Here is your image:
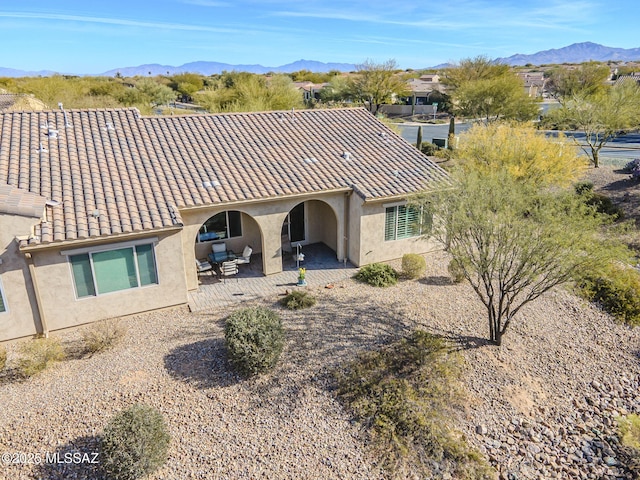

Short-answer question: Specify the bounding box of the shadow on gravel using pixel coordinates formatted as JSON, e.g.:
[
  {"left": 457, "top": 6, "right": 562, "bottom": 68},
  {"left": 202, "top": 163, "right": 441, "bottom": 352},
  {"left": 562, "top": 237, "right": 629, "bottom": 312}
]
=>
[
  {"left": 437, "top": 332, "right": 492, "bottom": 351},
  {"left": 164, "top": 338, "right": 242, "bottom": 389},
  {"left": 33, "top": 435, "right": 104, "bottom": 480},
  {"left": 420, "top": 276, "right": 453, "bottom": 286},
  {"left": 242, "top": 295, "right": 416, "bottom": 412},
  {"left": 600, "top": 178, "right": 635, "bottom": 192}
]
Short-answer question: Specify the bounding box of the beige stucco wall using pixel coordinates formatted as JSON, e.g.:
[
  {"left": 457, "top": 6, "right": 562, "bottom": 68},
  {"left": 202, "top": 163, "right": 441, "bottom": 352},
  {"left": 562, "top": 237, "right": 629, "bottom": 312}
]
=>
[
  {"left": 307, "top": 200, "right": 338, "bottom": 252},
  {"left": 180, "top": 192, "right": 347, "bottom": 290},
  {"left": 30, "top": 230, "right": 187, "bottom": 332},
  {"left": 0, "top": 213, "right": 43, "bottom": 341},
  {"left": 349, "top": 196, "right": 441, "bottom": 266}
]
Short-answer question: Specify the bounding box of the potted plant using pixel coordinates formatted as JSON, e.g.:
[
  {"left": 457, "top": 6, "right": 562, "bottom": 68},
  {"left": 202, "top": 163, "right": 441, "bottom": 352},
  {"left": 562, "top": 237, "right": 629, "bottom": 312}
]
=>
[{"left": 297, "top": 267, "right": 307, "bottom": 286}]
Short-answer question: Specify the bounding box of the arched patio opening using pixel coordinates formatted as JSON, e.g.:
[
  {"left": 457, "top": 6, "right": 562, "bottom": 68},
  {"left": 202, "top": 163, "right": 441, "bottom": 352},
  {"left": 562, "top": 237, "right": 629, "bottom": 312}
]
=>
[
  {"left": 194, "top": 210, "right": 264, "bottom": 274},
  {"left": 280, "top": 200, "right": 339, "bottom": 270}
]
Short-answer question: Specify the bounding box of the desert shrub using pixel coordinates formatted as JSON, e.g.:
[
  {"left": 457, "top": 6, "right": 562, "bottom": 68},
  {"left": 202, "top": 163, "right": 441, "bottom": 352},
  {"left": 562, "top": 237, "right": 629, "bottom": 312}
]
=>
[
  {"left": 420, "top": 142, "right": 440, "bottom": 156},
  {"left": 578, "top": 264, "right": 640, "bottom": 326},
  {"left": 279, "top": 290, "right": 316, "bottom": 310},
  {"left": 448, "top": 259, "right": 466, "bottom": 284},
  {"left": 575, "top": 182, "right": 624, "bottom": 219},
  {"left": 101, "top": 404, "right": 171, "bottom": 480},
  {"left": 356, "top": 263, "right": 398, "bottom": 287},
  {"left": 0, "top": 344, "right": 6, "bottom": 371},
  {"left": 81, "top": 319, "right": 127, "bottom": 354},
  {"left": 617, "top": 414, "right": 640, "bottom": 476},
  {"left": 402, "top": 253, "right": 426, "bottom": 279},
  {"left": 16, "top": 336, "right": 65, "bottom": 377},
  {"left": 574, "top": 181, "right": 594, "bottom": 195},
  {"left": 335, "top": 330, "right": 494, "bottom": 479},
  {"left": 623, "top": 158, "right": 640, "bottom": 174},
  {"left": 225, "top": 307, "right": 284, "bottom": 376}
]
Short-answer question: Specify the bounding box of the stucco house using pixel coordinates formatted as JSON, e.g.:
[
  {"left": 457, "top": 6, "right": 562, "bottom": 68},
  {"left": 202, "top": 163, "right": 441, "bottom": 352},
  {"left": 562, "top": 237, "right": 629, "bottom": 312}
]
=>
[{"left": 0, "top": 107, "right": 449, "bottom": 341}]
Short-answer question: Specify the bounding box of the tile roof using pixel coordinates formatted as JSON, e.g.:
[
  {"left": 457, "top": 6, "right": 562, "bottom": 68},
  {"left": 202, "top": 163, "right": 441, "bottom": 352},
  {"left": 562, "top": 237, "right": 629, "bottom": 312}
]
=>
[
  {"left": 0, "top": 183, "right": 47, "bottom": 218},
  {"left": 0, "top": 107, "right": 449, "bottom": 247}
]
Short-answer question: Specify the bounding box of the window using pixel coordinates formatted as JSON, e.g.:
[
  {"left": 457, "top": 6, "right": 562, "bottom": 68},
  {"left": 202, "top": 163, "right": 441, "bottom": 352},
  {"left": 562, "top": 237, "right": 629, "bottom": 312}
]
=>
[
  {"left": 69, "top": 243, "right": 158, "bottom": 298},
  {"left": 384, "top": 204, "right": 431, "bottom": 241},
  {"left": 198, "top": 211, "right": 242, "bottom": 242},
  {"left": 0, "top": 277, "right": 7, "bottom": 313}
]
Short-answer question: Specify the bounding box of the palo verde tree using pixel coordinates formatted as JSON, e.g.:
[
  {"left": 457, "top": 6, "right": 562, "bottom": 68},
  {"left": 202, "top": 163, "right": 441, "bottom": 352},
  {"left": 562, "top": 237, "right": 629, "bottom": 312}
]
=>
[
  {"left": 543, "top": 80, "right": 640, "bottom": 167},
  {"left": 455, "top": 122, "right": 588, "bottom": 187},
  {"left": 347, "top": 59, "right": 409, "bottom": 114},
  {"left": 443, "top": 56, "right": 539, "bottom": 123}
]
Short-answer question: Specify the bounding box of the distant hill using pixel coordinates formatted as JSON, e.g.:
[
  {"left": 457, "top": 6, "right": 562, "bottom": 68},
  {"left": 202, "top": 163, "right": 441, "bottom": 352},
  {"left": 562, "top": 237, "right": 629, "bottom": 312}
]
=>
[
  {"left": 101, "top": 59, "right": 356, "bottom": 76},
  {"left": 496, "top": 42, "right": 640, "bottom": 66},
  {"left": 0, "top": 60, "right": 357, "bottom": 78}
]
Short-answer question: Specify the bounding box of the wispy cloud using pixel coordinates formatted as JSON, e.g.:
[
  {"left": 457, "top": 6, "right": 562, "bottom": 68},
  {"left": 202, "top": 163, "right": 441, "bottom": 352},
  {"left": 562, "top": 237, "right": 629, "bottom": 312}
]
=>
[
  {"left": 273, "top": 0, "right": 601, "bottom": 32},
  {"left": 0, "top": 11, "right": 242, "bottom": 33}
]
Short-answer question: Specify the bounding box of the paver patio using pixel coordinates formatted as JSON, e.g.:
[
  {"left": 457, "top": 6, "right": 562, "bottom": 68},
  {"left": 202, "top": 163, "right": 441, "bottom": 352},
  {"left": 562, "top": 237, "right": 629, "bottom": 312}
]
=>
[{"left": 188, "top": 243, "right": 358, "bottom": 311}]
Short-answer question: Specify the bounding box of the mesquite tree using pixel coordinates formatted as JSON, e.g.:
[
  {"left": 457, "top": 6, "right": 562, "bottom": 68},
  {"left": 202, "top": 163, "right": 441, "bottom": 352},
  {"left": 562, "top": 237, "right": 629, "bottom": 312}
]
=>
[{"left": 415, "top": 169, "right": 621, "bottom": 346}]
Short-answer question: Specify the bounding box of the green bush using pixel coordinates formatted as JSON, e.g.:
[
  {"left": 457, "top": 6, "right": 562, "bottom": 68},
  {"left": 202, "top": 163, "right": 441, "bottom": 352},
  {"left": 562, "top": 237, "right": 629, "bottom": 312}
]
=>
[
  {"left": 578, "top": 264, "right": 640, "bottom": 326},
  {"left": 356, "top": 263, "right": 398, "bottom": 287},
  {"left": 225, "top": 307, "right": 284, "bottom": 376},
  {"left": 0, "top": 344, "right": 6, "bottom": 371},
  {"left": 575, "top": 182, "right": 624, "bottom": 219},
  {"left": 279, "top": 290, "right": 317, "bottom": 310},
  {"left": 448, "top": 259, "right": 466, "bottom": 284},
  {"left": 102, "top": 404, "right": 171, "bottom": 480},
  {"left": 402, "top": 253, "right": 426, "bottom": 279},
  {"left": 16, "top": 337, "right": 65, "bottom": 377},
  {"left": 335, "top": 331, "right": 493, "bottom": 479},
  {"left": 420, "top": 142, "right": 440, "bottom": 156},
  {"left": 82, "top": 319, "right": 127, "bottom": 354}
]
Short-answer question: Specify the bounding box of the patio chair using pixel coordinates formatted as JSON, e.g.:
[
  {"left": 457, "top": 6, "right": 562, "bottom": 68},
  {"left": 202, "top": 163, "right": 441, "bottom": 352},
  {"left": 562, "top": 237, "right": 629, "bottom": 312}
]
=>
[
  {"left": 195, "top": 258, "right": 214, "bottom": 276},
  {"left": 211, "top": 242, "right": 229, "bottom": 263},
  {"left": 219, "top": 259, "right": 239, "bottom": 283},
  {"left": 236, "top": 245, "right": 252, "bottom": 265}
]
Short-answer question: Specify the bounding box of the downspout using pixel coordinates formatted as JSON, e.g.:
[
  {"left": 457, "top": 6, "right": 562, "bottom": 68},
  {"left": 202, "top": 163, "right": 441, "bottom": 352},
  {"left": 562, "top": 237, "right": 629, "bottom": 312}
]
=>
[
  {"left": 25, "top": 253, "right": 49, "bottom": 337},
  {"left": 343, "top": 190, "right": 353, "bottom": 265}
]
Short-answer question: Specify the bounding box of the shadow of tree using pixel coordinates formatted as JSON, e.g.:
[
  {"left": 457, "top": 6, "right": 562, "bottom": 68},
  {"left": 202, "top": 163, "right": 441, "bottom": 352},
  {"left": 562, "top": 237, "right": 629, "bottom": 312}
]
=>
[
  {"left": 420, "top": 275, "right": 454, "bottom": 286},
  {"left": 436, "top": 332, "right": 493, "bottom": 351},
  {"left": 164, "top": 338, "right": 242, "bottom": 389},
  {"left": 33, "top": 435, "right": 104, "bottom": 480},
  {"left": 241, "top": 295, "right": 417, "bottom": 412}
]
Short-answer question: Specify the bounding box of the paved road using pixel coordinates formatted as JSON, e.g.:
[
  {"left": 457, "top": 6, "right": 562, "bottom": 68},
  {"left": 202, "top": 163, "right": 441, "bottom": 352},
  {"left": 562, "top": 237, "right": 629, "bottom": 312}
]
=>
[{"left": 396, "top": 123, "right": 640, "bottom": 164}]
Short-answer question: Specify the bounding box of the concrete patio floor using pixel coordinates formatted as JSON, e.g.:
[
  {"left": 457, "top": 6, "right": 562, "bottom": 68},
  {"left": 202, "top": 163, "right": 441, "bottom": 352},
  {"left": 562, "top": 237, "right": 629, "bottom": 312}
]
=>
[{"left": 188, "top": 243, "right": 358, "bottom": 311}]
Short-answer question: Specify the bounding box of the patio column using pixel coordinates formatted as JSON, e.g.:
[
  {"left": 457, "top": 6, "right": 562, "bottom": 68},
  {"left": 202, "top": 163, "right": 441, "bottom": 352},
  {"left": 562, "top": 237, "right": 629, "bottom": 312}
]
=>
[{"left": 254, "top": 212, "right": 288, "bottom": 275}]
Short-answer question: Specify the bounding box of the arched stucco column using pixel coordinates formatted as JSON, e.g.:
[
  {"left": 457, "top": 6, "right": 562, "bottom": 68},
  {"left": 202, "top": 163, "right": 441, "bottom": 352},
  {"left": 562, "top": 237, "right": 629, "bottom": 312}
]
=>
[{"left": 253, "top": 211, "right": 289, "bottom": 275}]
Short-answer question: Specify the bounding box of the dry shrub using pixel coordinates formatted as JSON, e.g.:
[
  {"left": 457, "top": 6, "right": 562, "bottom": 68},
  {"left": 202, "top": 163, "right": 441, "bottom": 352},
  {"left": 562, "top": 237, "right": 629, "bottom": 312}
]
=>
[{"left": 82, "top": 319, "right": 127, "bottom": 354}]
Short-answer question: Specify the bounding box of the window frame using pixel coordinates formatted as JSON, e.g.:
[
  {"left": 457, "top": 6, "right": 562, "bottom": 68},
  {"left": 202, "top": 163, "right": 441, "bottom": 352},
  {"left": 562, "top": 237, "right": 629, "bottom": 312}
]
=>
[
  {"left": 63, "top": 238, "right": 159, "bottom": 300},
  {"left": 384, "top": 202, "right": 430, "bottom": 242},
  {"left": 197, "top": 211, "right": 243, "bottom": 243},
  {"left": 0, "top": 276, "right": 7, "bottom": 314}
]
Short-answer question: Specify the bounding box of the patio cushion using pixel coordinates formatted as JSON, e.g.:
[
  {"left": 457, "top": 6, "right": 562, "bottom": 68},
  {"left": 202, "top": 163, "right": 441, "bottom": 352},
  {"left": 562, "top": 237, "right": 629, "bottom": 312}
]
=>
[{"left": 211, "top": 242, "right": 228, "bottom": 262}]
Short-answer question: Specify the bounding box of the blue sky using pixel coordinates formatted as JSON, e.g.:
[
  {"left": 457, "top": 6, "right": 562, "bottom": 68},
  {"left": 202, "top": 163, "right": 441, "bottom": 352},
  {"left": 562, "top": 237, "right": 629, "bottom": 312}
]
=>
[{"left": 0, "top": 0, "right": 637, "bottom": 74}]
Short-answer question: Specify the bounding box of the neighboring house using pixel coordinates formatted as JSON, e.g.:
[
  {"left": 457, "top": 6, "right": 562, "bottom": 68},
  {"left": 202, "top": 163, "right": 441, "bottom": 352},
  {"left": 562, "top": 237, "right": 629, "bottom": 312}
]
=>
[
  {"left": 516, "top": 72, "right": 546, "bottom": 97},
  {"left": 293, "top": 81, "right": 327, "bottom": 102},
  {"left": 0, "top": 107, "right": 449, "bottom": 341},
  {"left": 382, "top": 75, "right": 444, "bottom": 117}
]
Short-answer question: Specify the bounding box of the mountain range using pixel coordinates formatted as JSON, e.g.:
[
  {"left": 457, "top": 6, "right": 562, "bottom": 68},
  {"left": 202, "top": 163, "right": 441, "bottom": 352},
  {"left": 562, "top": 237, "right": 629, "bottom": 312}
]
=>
[
  {"left": 495, "top": 42, "right": 640, "bottom": 66},
  {"left": 2, "top": 43, "right": 640, "bottom": 77}
]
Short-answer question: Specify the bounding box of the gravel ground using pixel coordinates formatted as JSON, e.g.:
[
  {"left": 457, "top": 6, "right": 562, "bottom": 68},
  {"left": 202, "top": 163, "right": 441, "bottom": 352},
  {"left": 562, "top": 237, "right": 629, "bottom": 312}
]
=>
[
  {"left": 1, "top": 248, "right": 639, "bottom": 479},
  {"left": 2, "top": 163, "right": 640, "bottom": 480}
]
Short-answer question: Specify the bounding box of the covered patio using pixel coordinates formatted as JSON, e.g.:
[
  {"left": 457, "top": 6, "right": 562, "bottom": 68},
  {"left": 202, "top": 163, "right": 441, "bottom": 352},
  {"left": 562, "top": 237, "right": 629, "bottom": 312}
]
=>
[{"left": 188, "top": 243, "right": 357, "bottom": 311}]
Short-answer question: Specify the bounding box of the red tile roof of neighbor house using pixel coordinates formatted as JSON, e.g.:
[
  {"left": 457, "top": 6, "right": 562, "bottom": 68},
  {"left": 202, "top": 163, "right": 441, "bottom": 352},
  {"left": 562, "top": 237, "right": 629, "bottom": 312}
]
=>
[{"left": 0, "top": 107, "right": 450, "bottom": 247}]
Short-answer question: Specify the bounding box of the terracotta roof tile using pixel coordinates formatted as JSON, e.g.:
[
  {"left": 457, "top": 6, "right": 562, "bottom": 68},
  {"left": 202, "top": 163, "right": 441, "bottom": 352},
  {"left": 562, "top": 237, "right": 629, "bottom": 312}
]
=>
[{"left": 0, "top": 107, "right": 449, "bottom": 246}]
